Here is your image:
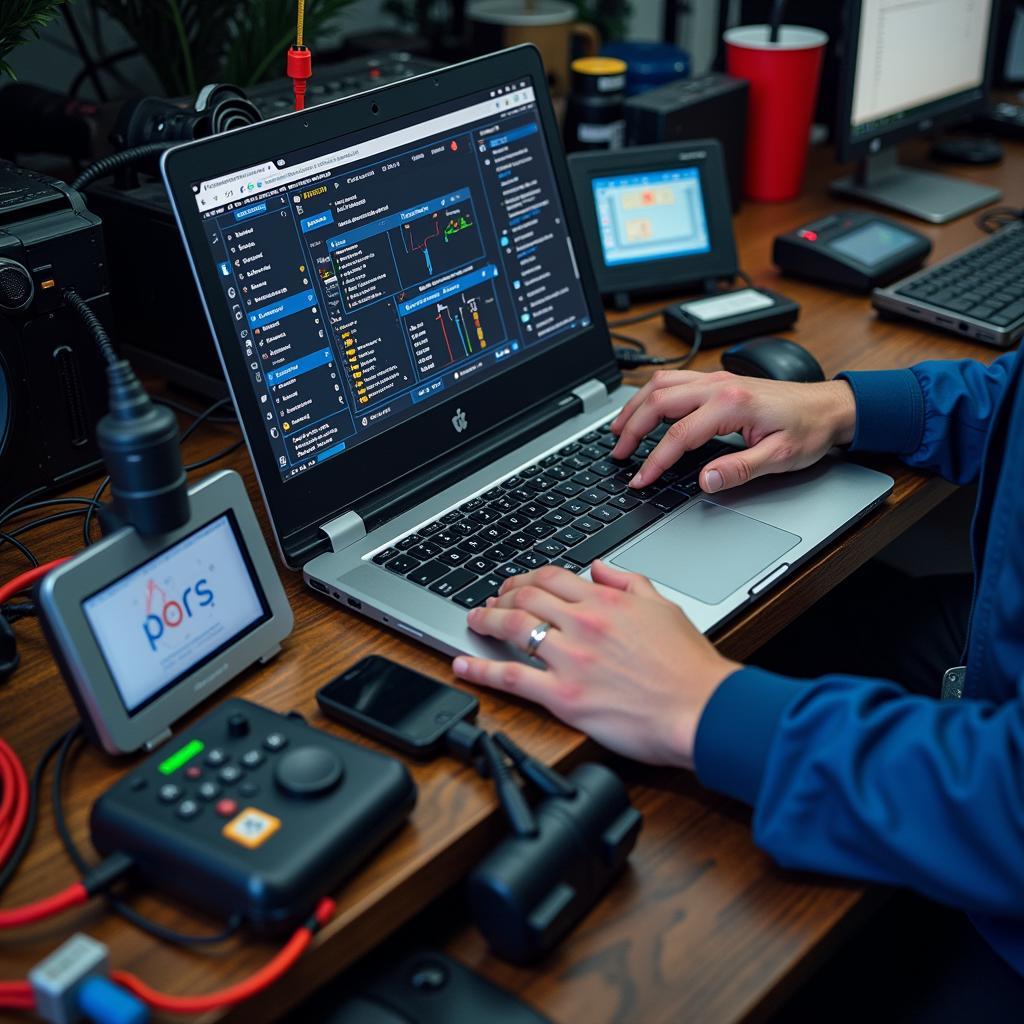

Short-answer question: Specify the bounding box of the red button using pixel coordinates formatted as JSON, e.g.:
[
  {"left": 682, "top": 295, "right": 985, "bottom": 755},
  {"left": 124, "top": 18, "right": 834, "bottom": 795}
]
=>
[
  {"left": 216, "top": 798, "right": 238, "bottom": 818},
  {"left": 185, "top": 766, "right": 202, "bottom": 780}
]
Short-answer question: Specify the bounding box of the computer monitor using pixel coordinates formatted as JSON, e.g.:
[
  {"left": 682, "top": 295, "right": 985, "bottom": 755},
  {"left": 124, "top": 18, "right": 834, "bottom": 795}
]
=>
[{"left": 832, "top": 0, "right": 1003, "bottom": 223}]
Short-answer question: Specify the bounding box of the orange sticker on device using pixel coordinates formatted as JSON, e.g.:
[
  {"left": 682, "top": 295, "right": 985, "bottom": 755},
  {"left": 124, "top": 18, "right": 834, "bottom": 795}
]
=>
[{"left": 222, "top": 807, "right": 281, "bottom": 849}]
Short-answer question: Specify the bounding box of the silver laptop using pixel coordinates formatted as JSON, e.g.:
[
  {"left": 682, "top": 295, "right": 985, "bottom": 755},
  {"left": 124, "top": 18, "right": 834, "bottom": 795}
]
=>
[{"left": 163, "top": 46, "right": 893, "bottom": 660}]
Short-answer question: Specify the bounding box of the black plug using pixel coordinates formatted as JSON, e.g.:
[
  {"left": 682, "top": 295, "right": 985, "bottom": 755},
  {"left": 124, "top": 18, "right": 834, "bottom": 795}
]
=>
[
  {"left": 493, "top": 732, "right": 577, "bottom": 799},
  {"left": 479, "top": 734, "right": 538, "bottom": 838},
  {"left": 64, "top": 289, "right": 189, "bottom": 536},
  {"left": 97, "top": 359, "right": 189, "bottom": 535}
]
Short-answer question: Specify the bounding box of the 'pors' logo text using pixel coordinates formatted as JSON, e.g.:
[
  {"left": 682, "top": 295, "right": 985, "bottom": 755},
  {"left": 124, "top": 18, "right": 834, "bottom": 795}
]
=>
[{"left": 142, "top": 578, "right": 214, "bottom": 652}]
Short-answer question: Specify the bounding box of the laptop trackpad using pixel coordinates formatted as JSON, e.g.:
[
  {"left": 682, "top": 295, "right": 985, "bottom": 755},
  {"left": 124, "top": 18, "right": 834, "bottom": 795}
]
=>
[{"left": 610, "top": 501, "right": 801, "bottom": 605}]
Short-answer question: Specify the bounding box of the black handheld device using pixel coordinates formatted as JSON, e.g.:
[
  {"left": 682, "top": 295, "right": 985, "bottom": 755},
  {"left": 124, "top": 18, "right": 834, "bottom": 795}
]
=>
[
  {"left": 317, "top": 656, "right": 479, "bottom": 758},
  {"left": 773, "top": 211, "right": 932, "bottom": 292},
  {"left": 90, "top": 698, "right": 416, "bottom": 934}
]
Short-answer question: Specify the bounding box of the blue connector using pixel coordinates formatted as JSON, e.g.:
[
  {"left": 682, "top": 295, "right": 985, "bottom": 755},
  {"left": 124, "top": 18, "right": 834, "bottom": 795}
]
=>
[{"left": 77, "top": 977, "right": 149, "bottom": 1024}]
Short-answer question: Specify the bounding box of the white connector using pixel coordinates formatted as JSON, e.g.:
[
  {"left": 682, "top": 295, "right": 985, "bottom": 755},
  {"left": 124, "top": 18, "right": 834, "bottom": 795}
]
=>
[{"left": 29, "top": 933, "right": 109, "bottom": 1024}]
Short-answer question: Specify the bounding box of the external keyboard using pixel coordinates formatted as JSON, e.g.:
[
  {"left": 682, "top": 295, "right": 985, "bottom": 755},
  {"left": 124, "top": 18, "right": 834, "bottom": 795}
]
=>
[
  {"left": 893, "top": 221, "right": 1024, "bottom": 327},
  {"left": 368, "top": 421, "right": 731, "bottom": 608}
]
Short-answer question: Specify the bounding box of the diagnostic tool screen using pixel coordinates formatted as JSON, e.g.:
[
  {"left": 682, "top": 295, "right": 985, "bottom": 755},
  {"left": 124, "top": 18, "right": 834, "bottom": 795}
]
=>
[
  {"left": 192, "top": 77, "right": 592, "bottom": 482},
  {"left": 830, "top": 222, "right": 919, "bottom": 267},
  {"left": 82, "top": 514, "right": 270, "bottom": 715},
  {"left": 591, "top": 166, "right": 711, "bottom": 268}
]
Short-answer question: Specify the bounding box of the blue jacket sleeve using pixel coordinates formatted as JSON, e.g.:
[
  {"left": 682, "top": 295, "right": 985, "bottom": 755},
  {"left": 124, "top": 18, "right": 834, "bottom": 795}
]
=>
[
  {"left": 695, "top": 667, "right": 1024, "bottom": 919},
  {"left": 838, "top": 353, "right": 1017, "bottom": 484}
]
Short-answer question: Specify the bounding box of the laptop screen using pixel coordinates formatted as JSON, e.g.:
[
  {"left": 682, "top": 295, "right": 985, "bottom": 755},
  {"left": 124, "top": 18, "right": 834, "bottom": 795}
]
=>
[{"left": 192, "top": 78, "right": 592, "bottom": 484}]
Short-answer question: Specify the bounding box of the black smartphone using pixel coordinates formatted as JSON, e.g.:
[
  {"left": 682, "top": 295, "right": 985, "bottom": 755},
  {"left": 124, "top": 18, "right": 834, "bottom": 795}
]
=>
[{"left": 316, "top": 655, "right": 478, "bottom": 758}]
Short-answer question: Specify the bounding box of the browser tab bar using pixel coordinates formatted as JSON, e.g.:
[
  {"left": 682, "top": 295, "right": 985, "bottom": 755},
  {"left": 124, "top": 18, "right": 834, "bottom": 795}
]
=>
[{"left": 194, "top": 87, "right": 536, "bottom": 211}]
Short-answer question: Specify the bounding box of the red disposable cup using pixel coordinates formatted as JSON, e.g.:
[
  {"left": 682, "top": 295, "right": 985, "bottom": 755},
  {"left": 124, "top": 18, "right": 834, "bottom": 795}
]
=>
[{"left": 724, "top": 24, "right": 828, "bottom": 202}]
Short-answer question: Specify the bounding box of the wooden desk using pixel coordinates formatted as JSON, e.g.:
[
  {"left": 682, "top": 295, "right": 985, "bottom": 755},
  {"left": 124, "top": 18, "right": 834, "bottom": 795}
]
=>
[{"left": 1, "top": 139, "right": 1018, "bottom": 1024}]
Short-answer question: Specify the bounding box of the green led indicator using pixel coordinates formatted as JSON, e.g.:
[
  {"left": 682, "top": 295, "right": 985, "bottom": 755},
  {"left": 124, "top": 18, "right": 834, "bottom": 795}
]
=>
[{"left": 158, "top": 739, "right": 205, "bottom": 776}]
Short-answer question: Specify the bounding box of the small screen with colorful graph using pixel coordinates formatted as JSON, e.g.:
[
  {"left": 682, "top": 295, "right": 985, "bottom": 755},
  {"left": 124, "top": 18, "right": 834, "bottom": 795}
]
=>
[{"left": 591, "top": 167, "right": 711, "bottom": 267}]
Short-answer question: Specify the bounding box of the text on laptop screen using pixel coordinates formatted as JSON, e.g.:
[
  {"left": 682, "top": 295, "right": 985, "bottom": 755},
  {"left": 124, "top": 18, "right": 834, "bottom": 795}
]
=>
[
  {"left": 591, "top": 167, "right": 711, "bottom": 268},
  {"left": 194, "top": 80, "right": 592, "bottom": 482}
]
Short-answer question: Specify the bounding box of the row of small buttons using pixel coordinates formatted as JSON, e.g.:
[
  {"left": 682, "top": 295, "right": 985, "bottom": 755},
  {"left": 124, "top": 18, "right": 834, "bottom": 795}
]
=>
[{"left": 148, "top": 732, "right": 288, "bottom": 820}]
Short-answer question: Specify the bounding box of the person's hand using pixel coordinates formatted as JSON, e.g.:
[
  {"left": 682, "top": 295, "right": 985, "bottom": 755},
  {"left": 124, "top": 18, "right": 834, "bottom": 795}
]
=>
[
  {"left": 610, "top": 370, "right": 857, "bottom": 493},
  {"left": 452, "top": 561, "right": 739, "bottom": 768}
]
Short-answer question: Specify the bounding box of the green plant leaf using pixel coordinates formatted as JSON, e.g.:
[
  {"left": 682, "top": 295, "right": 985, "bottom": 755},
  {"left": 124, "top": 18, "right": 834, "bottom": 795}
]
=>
[{"left": 0, "top": 0, "right": 69, "bottom": 78}]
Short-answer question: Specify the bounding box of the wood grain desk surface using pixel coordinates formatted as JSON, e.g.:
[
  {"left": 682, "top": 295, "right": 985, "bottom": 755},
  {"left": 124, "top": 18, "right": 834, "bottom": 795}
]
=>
[{"left": 0, "top": 140, "right": 1017, "bottom": 1024}]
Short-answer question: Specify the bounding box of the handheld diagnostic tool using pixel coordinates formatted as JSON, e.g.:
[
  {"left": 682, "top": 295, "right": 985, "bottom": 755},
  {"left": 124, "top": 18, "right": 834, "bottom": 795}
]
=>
[
  {"left": 90, "top": 698, "right": 416, "bottom": 933},
  {"left": 38, "top": 470, "right": 293, "bottom": 754},
  {"left": 773, "top": 211, "right": 932, "bottom": 292},
  {"left": 567, "top": 139, "right": 738, "bottom": 309}
]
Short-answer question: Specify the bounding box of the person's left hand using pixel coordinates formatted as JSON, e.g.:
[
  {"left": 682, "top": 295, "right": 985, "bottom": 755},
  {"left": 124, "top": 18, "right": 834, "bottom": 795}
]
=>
[{"left": 452, "top": 561, "right": 739, "bottom": 768}]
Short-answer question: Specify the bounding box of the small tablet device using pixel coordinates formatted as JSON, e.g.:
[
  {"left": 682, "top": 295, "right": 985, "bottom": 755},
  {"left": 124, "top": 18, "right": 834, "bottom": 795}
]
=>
[
  {"left": 567, "top": 139, "right": 738, "bottom": 308},
  {"left": 773, "top": 211, "right": 932, "bottom": 292},
  {"left": 38, "top": 470, "right": 293, "bottom": 755}
]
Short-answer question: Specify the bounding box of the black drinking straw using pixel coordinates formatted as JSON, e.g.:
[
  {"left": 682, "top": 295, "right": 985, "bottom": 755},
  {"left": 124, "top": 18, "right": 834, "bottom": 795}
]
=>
[{"left": 769, "top": 0, "right": 786, "bottom": 42}]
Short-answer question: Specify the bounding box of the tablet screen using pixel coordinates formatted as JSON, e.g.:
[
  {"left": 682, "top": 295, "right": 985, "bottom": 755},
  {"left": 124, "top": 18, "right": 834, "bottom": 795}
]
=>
[
  {"left": 591, "top": 166, "right": 712, "bottom": 267},
  {"left": 82, "top": 513, "right": 270, "bottom": 715}
]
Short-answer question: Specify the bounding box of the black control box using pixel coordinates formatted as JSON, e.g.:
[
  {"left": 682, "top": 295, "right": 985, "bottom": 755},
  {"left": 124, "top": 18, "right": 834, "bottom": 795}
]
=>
[
  {"left": 91, "top": 698, "right": 417, "bottom": 934},
  {"left": 0, "top": 160, "right": 110, "bottom": 510},
  {"left": 624, "top": 73, "right": 748, "bottom": 211}
]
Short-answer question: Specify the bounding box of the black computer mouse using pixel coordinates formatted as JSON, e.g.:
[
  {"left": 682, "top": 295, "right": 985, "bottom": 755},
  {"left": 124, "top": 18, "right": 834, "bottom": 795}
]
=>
[
  {"left": 721, "top": 337, "right": 825, "bottom": 383},
  {"left": 929, "top": 136, "right": 1003, "bottom": 166}
]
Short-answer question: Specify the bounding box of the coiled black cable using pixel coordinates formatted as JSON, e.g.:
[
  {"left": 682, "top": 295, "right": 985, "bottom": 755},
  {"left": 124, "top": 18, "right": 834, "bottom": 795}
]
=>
[
  {"left": 63, "top": 289, "right": 117, "bottom": 366},
  {"left": 69, "top": 142, "right": 173, "bottom": 192}
]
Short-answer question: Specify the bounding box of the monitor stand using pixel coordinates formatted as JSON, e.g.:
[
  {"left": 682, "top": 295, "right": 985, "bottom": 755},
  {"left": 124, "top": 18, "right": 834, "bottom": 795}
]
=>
[{"left": 830, "top": 148, "right": 1002, "bottom": 225}]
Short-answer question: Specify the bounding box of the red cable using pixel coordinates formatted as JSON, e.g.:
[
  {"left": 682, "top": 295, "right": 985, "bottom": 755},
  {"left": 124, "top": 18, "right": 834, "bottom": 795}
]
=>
[
  {"left": 0, "top": 882, "right": 88, "bottom": 929},
  {"left": 0, "top": 561, "right": 68, "bottom": 874},
  {"left": 111, "top": 897, "right": 335, "bottom": 1014},
  {"left": 0, "top": 558, "right": 69, "bottom": 606},
  {"left": 0, "top": 980, "right": 33, "bottom": 1010},
  {"left": 0, "top": 994, "right": 34, "bottom": 1011},
  {"left": 0, "top": 740, "right": 29, "bottom": 868}
]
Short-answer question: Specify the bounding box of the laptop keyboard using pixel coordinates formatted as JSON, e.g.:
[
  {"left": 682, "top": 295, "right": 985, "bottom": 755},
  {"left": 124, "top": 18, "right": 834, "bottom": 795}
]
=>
[
  {"left": 368, "top": 421, "right": 732, "bottom": 608},
  {"left": 894, "top": 221, "right": 1024, "bottom": 327}
]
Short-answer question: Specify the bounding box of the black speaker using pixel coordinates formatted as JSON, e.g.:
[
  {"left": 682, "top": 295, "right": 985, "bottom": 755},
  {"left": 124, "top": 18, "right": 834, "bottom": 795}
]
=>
[{"left": 0, "top": 162, "right": 109, "bottom": 513}]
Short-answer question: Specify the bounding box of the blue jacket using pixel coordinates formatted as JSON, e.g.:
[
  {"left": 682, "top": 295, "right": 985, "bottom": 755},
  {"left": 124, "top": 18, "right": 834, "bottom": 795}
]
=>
[{"left": 694, "top": 350, "right": 1024, "bottom": 972}]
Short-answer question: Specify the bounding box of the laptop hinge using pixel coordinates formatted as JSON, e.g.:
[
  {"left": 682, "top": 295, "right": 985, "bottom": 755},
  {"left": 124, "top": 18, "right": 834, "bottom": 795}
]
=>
[
  {"left": 319, "top": 510, "right": 367, "bottom": 554},
  {"left": 572, "top": 378, "right": 608, "bottom": 414}
]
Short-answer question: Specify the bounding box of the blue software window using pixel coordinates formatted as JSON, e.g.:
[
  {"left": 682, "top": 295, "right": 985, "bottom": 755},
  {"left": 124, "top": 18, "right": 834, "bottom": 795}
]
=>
[{"left": 592, "top": 167, "right": 711, "bottom": 267}]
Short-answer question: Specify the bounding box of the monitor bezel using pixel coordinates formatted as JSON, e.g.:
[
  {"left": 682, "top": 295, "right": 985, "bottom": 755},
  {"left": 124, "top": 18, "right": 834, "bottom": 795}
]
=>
[
  {"left": 162, "top": 46, "right": 615, "bottom": 567},
  {"left": 836, "top": 0, "right": 1001, "bottom": 163}
]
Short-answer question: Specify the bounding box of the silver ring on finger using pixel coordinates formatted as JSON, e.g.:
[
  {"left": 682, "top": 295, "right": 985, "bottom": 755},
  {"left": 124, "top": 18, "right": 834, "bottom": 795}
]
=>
[{"left": 526, "top": 621, "right": 552, "bottom": 659}]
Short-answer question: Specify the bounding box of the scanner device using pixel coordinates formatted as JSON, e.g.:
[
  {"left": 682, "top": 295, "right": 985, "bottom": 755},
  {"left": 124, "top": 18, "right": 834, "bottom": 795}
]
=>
[
  {"left": 90, "top": 698, "right": 416, "bottom": 934},
  {"left": 773, "top": 211, "right": 931, "bottom": 292},
  {"left": 38, "top": 470, "right": 294, "bottom": 755}
]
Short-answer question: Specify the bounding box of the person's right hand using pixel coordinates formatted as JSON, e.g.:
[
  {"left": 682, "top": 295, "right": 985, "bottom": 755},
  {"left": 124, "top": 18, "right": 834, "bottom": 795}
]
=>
[{"left": 610, "top": 370, "right": 857, "bottom": 493}]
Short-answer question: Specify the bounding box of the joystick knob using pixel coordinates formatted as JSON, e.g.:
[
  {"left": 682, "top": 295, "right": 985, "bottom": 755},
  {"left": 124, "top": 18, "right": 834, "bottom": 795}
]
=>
[
  {"left": 274, "top": 746, "right": 343, "bottom": 797},
  {"left": 227, "top": 713, "right": 250, "bottom": 738}
]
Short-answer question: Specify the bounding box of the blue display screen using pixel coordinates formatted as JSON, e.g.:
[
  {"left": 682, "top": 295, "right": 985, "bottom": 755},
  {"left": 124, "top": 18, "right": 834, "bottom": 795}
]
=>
[{"left": 592, "top": 167, "right": 711, "bottom": 267}]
